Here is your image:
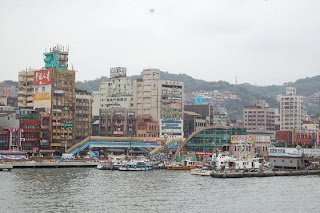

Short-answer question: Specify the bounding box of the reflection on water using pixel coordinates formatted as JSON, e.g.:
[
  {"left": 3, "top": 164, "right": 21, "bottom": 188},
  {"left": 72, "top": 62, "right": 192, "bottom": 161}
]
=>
[{"left": 0, "top": 168, "right": 319, "bottom": 212}]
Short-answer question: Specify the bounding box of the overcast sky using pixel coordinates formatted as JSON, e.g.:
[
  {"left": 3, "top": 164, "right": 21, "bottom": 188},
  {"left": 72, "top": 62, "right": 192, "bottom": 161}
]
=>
[{"left": 0, "top": 0, "right": 319, "bottom": 85}]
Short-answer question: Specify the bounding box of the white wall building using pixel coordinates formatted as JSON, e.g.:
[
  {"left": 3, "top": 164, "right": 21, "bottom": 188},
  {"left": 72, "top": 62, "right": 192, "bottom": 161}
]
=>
[
  {"left": 133, "top": 69, "right": 184, "bottom": 138},
  {"left": 92, "top": 67, "right": 133, "bottom": 117},
  {"left": 92, "top": 91, "right": 100, "bottom": 117},
  {"left": 279, "top": 87, "right": 304, "bottom": 130}
]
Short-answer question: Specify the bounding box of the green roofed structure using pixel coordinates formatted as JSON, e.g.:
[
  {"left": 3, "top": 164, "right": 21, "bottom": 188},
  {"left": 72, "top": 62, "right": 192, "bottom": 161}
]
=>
[{"left": 43, "top": 45, "right": 69, "bottom": 70}]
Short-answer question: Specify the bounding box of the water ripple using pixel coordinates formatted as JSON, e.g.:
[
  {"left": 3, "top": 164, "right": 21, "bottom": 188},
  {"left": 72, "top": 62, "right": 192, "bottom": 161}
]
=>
[{"left": 0, "top": 169, "right": 319, "bottom": 213}]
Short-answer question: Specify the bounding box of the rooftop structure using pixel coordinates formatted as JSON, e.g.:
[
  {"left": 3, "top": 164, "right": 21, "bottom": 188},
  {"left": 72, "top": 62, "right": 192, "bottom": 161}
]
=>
[{"left": 43, "top": 45, "right": 69, "bottom": 70}]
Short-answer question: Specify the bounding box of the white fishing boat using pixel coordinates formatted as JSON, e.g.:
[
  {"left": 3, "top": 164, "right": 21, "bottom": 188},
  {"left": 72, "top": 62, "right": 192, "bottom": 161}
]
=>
[
  {"left": 97, "top": 155, "right": 126, "bottom": 170},
  {"left": 213, "top": 142, "right": 264, "bottom": 172},
  {"left": 191, "top": 166, "right": 212, "bottom": 176},
  {"left": 97, "top": 161, "right": 114, "bottom": 170}
]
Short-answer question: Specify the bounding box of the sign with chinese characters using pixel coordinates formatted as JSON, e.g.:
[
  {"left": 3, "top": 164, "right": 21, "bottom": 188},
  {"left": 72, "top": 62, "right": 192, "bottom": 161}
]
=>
[
  {"left": 231, "top": 135, "right": 254, "bottom": 144},
  {"left": 33, "top": 92, "right": 51, "bottom": 101},
  {"left": 110, "top": 67, "right": 127, "bottom": 78},
  {"left": 164, "top": 81, "right": 181, "bottom": 86},
  {"left": 34, "top": 70, "right": 52, "bottom": 86},
  {"left": 269, "top": 148, "right": 302, "bottom": 157}
]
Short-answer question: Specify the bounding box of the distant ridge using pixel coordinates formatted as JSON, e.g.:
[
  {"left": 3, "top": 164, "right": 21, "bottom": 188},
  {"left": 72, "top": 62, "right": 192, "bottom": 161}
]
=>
[
  {"left": 75, "top": 73, "right": 320, "bottom": 120},
  {"left": 76, "top": 72, "right": 320, "bottom": 96}
]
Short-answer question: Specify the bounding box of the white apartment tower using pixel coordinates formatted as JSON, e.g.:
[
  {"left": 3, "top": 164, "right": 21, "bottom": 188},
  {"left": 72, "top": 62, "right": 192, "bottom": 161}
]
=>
[
  {"left": 133, "top": 69, "right": 184, "bottom": 138},
  {"left": 133, "top": 69, "right": 161, "bottom": 122},
  {"left": 279, "top": 87, "right": 304, "bottom": 130},
  {"left": 18, "top": 69, "right": 35, "bottom": 109},
  {"left": 92, "top": 67, "right": 133, "bottom": 116}
]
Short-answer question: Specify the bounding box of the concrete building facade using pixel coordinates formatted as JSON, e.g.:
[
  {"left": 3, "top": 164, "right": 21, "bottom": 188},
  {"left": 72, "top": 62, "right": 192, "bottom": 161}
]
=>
[
  {"left": 17, "top": 46, "right": 76, "bottom": 153},
  {"left": 74, "top": 89, "right": 93, "bottom": 143},
  {"left": 92, "top": 91, "right": 101, "bottom": 117},
  {"left": 99, "top": 107, "right": 137, "bottom": 137},
  {"left": 269, "top": 147, "right": 303, "bottom": 169},
  {"left": 243, "top": 100, "right": 276, "bottom": 132},
  {"left": 133, "top": 69, "right": 161, "bottom": 122},
  {"left": 133, "top": 69, "right": 184, "bottom": 138},
  {"left": 160, "top": 80, "right": 184, "bottom": 138},
  {"left": 18, "top": 69, "right": 35, "bottom": 109},
  {"left": 279, "top": 87, "right": 304, "bottom": 130},
  {"left": 136, "top": 115, "right": 159, "bottom": 138},
  {"left": 99, "top": 67, "right": 133, "bottom": 109}
]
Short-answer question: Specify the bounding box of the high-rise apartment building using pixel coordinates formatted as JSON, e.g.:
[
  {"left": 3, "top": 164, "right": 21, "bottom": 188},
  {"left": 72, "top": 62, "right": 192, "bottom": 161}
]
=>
[
  {"left": 133, "top": 69, "right": 161, "bottom": 122},
  {"left": 18, "top": 46, "right": 76, "bottom": 153},
  {"left": 99, "top": 67, "right": 133, "bottom": 109},
  {"left": 18, "top": 69, "right": 35, "bottom": 109},
  {"left": 92, "top": 67, "right": 133, "bottom": 118},
  {"left": 92, "top": 91, "right": 101, "bottom": 117},
  {"left": 74, "top": 89, "right": 93, "bottom": 142},
  {"left": 160, "top": 80, "right": 184, "bottom": 137},
  {"left": 243, "top": 100, "right": 276, "bottom": 132},
  {"left": 279, "top": 87, "right": 304, "bottom": 130},
  {"left": 133, "top": 69, "right": 184, "bottom": 138}
]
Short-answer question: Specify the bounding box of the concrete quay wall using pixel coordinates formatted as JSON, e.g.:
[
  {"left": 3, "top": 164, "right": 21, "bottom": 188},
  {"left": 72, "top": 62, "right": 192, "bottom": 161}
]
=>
[
  {"left": 12, "top": 161, "right": 99, "bottom": 168},
  {"left": 211, "top": 170, "right": 320, "bottom": 178},
  {"left": 0, "top": 163, "right": 13, "bottom": 171}
]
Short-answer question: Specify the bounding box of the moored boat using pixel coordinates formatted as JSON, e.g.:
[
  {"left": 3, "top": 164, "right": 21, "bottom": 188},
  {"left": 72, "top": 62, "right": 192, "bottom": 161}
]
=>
[
  {"left": 167, "top": 159, "right": 196, "bottom": 170},
  {"left": 191, "top": 166, "right": 212, "bottom": 176},
  {"left": 118, "top": 160, "right": 153, "bottom": 171},
  {"left": 97, "top": 161, "right": 114, "bottom": 170}
]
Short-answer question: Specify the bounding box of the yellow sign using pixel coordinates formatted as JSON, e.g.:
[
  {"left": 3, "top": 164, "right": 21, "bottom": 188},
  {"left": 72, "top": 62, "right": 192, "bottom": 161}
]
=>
[
  {"left": 231, "top": 135, "right": 254, "bottom": 144},
  {"left": 34, "top": 92, "right": 51, "bottom": 101}
]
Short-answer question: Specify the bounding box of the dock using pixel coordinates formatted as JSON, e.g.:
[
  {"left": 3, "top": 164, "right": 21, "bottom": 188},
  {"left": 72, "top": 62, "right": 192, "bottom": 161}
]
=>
[
  {"left": 211, "top": 170, "right": 320, "bottom": 178},
  {"left": 0, "top": 163, "right": 13, "bottom": 171},
  {"left": 12, "top": 161, "right": 99, "bottom": 168}
]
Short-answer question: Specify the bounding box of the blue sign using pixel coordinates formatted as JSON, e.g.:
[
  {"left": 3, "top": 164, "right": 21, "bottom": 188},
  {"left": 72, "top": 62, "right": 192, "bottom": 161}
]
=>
[
  {"left": 165, "top": 123, "right": 179, "bottom": 127},
  {"left": 194, "top": 95, "right": 207, "bottom": 105}
]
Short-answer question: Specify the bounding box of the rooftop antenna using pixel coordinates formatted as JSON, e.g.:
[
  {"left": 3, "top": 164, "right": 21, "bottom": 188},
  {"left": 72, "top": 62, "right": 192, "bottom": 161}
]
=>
[{"left": 236, "top": 76, "right": 238, "bottom": 85}]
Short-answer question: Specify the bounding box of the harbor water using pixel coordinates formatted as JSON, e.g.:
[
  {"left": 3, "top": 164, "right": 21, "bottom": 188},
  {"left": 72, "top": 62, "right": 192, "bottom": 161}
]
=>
[{"left": 1, "top": 168, "right": 319, "bottom": 213}]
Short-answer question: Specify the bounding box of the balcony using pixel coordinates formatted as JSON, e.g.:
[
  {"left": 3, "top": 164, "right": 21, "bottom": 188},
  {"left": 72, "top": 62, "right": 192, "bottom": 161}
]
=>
[
  {"left": 113, "top": 123, "right": 124, "bottom": 127},
  {"left": 26, "top": 103, "right": 34, "bottom": 107},
  {"left": 54, "top": 90, "right": 64, "bottom": 95},
  {"left": 26, "top": 96, "right": 34, "bottom": 101},
  {"left": 112, "top": 116, "right": 125, "bottom": 120}
]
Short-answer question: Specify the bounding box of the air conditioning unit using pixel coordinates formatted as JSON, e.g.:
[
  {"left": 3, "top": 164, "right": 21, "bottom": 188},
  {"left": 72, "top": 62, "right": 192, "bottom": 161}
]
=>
[{"left": 20, "top": 138, "right": 26, "bottom": 141}]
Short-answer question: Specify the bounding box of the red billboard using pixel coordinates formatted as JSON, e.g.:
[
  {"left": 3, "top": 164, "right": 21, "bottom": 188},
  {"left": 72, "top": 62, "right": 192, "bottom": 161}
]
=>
[{"left": 34, "top": 70, "right": 52, "bottom": 86}]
